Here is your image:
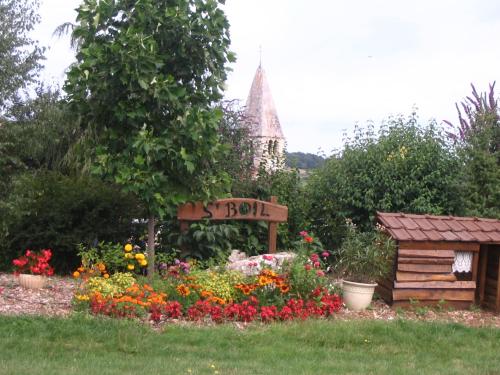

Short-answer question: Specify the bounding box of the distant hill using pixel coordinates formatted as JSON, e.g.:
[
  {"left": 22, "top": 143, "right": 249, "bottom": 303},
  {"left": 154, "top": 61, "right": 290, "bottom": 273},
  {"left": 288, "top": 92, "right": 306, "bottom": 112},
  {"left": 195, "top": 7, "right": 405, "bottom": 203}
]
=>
[{"left": 285, "top": 152, "right": 325, "bottom": 170}]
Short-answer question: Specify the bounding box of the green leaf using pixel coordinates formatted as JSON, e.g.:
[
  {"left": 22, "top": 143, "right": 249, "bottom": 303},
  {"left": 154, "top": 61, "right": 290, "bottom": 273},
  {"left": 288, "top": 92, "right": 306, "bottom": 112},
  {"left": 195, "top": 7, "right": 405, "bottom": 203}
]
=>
[{"left": 138, "top": 79, "right": 149, "bottom": 90}]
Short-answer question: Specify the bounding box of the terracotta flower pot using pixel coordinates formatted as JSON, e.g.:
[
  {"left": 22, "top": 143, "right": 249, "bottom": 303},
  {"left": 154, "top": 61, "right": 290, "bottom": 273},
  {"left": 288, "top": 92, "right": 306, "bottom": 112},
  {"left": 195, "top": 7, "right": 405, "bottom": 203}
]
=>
[
  {"left": 341, "top": 280, "right": 377, "bottom": 311},
  {"left": 18, "top": 274, "right": 47, "bottom": 289}
]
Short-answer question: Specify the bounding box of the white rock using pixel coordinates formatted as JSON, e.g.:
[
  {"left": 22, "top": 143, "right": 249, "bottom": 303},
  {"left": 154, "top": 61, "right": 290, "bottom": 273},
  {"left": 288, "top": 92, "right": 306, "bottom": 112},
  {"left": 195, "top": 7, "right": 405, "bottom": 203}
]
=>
[{"left": 226, "top": 251, "right": 296, "bottom": 276}]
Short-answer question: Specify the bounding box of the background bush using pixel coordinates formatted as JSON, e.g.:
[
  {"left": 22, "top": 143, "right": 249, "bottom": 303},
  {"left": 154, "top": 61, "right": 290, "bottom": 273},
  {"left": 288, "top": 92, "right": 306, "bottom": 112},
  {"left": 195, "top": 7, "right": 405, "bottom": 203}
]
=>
[
  {"left": 306, "top": 114, "right": 464, "bottom": 250},
  {"left": 0, "top": 171, "right": 143, "bottom": 273}
]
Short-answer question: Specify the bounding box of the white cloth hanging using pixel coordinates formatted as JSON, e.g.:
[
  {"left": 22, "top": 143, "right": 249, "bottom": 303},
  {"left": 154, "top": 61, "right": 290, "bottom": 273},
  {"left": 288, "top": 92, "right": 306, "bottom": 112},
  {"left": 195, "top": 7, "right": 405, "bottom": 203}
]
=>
[{"left": 452, "top": 251, "right": 473, "bottom": 273}]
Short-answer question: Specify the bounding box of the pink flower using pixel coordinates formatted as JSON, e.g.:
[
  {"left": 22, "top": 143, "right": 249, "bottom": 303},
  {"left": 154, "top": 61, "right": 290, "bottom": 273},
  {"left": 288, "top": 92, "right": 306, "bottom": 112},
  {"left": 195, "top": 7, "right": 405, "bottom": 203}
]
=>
[
  {"left": 313, "top": 261, "right": 320, "bottom": 269},
  {"left": 321, "top": 251, "right": 330, "bottom": 258},
  {"left": 316, "top": 270, "right": 325, "bottom": 277},
  {"left": 299, "top": 231, "right": 308, "bottom": 237},
  {"left": 263, "top": 255, "right": 274, "bottom": 261},
  {"left": 304, "top": 264, "right": 312, "bottom": 271},
  {"left": 310, "top": 254, "right": 319, "bottom": 262}
]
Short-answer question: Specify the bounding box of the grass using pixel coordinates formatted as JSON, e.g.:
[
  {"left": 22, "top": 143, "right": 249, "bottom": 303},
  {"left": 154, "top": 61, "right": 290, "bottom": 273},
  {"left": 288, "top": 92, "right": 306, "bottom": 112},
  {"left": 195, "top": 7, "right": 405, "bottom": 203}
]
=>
[{"left": 0, "top": 315, "right": 499, "bottom": 375}]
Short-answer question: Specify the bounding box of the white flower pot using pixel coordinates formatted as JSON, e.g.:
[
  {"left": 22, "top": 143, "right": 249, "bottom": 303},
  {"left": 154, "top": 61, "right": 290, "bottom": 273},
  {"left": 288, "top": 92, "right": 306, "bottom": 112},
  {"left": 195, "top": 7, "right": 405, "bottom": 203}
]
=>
[
  {"left": 18, "top": 274, "right": 47, "bottom": 289},
  {"left": 341, "top": 280, "right": 377, "bottom": 311}
]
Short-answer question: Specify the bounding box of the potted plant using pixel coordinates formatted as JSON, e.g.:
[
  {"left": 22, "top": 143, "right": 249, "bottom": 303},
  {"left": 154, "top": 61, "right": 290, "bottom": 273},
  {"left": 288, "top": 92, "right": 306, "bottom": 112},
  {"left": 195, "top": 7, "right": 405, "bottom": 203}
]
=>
[
  {"left": 12, "top": 249, "right": 54, "bottom": 289},
  {"left": 335, "top": 220, "right": 395, "bottom": 311}
]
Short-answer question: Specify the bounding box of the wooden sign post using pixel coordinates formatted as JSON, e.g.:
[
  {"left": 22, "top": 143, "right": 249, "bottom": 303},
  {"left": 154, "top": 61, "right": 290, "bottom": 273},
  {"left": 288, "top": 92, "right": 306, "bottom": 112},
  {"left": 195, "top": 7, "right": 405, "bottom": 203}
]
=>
[{"left": 177, "top": 196, "right": 288, "bottom": 253}]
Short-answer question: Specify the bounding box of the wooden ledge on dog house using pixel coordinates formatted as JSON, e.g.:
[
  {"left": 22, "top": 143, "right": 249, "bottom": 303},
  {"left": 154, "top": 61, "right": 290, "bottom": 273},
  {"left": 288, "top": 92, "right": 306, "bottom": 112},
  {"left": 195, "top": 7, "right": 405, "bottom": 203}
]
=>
[{"left": 376, "top": 212, "right": 500, "bottom": 311}]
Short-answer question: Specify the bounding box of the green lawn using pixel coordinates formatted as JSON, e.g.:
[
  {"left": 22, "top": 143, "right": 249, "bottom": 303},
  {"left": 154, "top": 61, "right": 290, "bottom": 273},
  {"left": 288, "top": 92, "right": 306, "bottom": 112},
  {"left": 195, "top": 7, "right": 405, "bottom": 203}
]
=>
[{"left": 0, "top": 315, "right": 499, "bottom": 375}]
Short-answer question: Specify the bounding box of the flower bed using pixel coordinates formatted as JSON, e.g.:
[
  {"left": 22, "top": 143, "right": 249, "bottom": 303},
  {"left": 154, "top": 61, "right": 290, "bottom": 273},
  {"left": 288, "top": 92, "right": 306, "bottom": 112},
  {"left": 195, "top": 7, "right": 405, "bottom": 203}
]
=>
[{"left": 71, "top": 232, "right": 343, "bottom": 324}]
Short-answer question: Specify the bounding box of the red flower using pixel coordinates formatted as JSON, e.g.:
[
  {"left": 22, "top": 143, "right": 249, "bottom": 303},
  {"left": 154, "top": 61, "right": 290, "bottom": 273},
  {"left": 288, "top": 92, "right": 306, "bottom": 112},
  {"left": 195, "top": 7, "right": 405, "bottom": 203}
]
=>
[
  {"left": 12, "top": 249, "right": 54, "bottom": 276},
  {"left": 278, "top": 306, "right": 294, "bottom": 321},
  {"left": 304, "top": 236, "right": 313, "bottom": 243},
  {"left": 310, "top": 253, "right": 319, "bottom": 262},
  {"left": 304, "top": 264, "right": 312, "bottom": 271},
  {"left": 260, "top": 306, "right": 278, "bottom": 323}
]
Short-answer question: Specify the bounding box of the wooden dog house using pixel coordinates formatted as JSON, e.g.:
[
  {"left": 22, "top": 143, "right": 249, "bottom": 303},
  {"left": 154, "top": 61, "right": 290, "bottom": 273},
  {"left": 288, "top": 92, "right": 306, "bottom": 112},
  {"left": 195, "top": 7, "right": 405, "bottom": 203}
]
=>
[{"left": 376, "top": 212, "right": 500, "bottom": 311}]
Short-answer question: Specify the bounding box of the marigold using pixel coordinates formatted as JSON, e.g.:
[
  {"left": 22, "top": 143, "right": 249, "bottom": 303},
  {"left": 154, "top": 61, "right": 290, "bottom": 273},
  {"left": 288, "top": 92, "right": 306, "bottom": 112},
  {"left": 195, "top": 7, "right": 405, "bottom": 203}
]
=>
[
  {"left": 209, "top": 296, "right": 226, "bottom": 305},
  {"left": 127, "top": 264, "right": 135, "bottom": 270},
  {"left": 200, "top": 290, "right": 214, "bottom": 299},
  {"left": 124, "top": 244, "right": 133, "bottom": 252},
  {"left": 176, "top": 284, "right": 191, "bottom": 297},
  {"left": 73, "top": 271, "right": 80, "bottom": 278},
  {"left": 139, "top": 260, "right": 148, "bottom": 267}
]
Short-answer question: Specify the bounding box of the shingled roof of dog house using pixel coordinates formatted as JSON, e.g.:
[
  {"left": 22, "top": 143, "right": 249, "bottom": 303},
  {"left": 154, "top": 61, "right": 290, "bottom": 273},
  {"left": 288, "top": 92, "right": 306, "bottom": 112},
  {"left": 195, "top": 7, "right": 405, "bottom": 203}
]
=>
[{"left": 376, "top": 212, "right": 500, "bottom": 310}]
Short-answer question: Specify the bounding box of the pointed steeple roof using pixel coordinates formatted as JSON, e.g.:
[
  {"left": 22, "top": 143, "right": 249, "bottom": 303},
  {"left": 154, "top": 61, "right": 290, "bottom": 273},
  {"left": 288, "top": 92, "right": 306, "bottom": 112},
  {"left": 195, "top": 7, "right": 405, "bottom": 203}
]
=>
[{"left": 244, "top": 65, "right": 284, "bottom": 139}]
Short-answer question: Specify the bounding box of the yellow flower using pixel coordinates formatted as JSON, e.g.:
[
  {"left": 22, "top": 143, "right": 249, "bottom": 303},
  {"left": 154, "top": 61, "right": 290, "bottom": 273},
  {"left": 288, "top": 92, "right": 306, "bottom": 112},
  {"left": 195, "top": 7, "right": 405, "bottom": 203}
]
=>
[
  {"left": 139, "top": 260, "right": 148, "bottom": 267},
  {"left": 127, "top": 264, "right": 135, "bottom": 270},
  {"left": 75, "top": 294, "right": 89, "bottom": 301},
  {"left": 73, "top": 271, "right": 80, "bottom": 278},
  {"left": 124, "top": 243, "right": 133, "bottom": 252},
  {"left": 124, "top": 253, "right": 134, "bottom": 259},
  {"left": 135, "top": 253, "right": 145, "bottom": 260}
]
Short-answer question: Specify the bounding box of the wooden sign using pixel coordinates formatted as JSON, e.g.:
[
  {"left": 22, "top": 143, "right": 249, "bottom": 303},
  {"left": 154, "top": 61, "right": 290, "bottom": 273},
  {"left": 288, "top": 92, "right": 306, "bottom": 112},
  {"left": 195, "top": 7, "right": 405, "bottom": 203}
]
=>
[
  {"left": 177, "top": 198, "right": 288, "bottom": 222},
  {"left": 177, "top": 196, "right": 287, "bottom": 253}
]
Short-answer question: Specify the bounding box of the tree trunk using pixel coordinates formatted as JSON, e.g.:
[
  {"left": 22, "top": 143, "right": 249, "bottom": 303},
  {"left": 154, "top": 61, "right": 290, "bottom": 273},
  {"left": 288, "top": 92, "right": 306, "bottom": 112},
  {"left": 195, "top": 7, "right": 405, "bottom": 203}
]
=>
[{"left": 147, "top": 215, "right": 156, "bottom": 280}]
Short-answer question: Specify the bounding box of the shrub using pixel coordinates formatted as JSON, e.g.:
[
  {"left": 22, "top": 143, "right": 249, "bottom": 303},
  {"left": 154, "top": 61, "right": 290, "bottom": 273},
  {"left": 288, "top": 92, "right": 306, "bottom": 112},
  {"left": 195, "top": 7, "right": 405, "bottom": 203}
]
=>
[
  {"left": 307, "top": 114, "right": 463, "bottom": 249},
  {"left": 0, "top": 171, "right": 143, "bottom": 273}
]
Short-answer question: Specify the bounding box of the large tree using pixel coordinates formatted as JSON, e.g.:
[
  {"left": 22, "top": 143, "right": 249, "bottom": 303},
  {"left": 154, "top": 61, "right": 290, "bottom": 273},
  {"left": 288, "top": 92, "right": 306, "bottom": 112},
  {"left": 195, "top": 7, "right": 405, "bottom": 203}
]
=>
[
  {"left": 64, "top": 0, "right": 234, "bottom": 274},
  {"left": 0, "top": 0, "right": 44, "bottom": 113}
]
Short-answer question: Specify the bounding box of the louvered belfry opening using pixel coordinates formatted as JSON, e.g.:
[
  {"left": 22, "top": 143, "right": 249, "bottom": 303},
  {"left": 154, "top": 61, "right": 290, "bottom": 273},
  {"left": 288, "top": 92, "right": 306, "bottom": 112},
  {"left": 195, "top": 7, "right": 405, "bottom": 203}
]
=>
[{"left": 376, "top": 212, "right": 500, "bottom": 311}]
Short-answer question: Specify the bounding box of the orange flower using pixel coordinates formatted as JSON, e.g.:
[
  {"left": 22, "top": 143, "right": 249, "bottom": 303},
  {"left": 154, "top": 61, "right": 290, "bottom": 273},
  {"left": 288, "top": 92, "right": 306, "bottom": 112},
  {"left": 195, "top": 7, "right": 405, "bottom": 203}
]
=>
[
  {"left": 208, "top": 296, "right": 226, "bottom": 305},
  {"left": 235, "top": 283, "right": 257, "bottom": 295},
  {"left": 200, "top": 290, "right": 214, "bottom": 299},
  {"left": 258, "top": 276, "right": 272, "bottom": 287},
  {"left": 176, "top": 284, "right": 191, "bottom": 297},
  {"left": 143, "top": 284, "right": 153, "bottom": 292},
  {"left": 279, "top": 284, "right": 290, "bottom": 294}
]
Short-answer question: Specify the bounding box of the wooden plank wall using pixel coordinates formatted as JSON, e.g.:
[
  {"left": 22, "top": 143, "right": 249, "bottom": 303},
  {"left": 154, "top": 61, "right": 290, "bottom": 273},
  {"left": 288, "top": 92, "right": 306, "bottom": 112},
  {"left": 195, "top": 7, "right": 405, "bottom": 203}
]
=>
[{"left": 382, "top": 241, "right": 479, "bottom": 308}]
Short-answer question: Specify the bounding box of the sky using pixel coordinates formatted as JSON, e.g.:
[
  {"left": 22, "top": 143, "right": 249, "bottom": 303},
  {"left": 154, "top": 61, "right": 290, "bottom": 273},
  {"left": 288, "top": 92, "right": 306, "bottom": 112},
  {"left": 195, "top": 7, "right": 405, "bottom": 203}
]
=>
[{"left": 36, "top": 0, "right": 500, "bottom": 154}]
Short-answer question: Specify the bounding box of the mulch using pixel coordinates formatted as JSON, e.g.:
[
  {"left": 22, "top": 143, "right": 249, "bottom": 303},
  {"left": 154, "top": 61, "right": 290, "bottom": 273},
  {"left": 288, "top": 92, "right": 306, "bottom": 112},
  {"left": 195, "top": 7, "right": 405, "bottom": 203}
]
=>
[{"left": 1, "top": 273, "right": 499, "bottom": 328}]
